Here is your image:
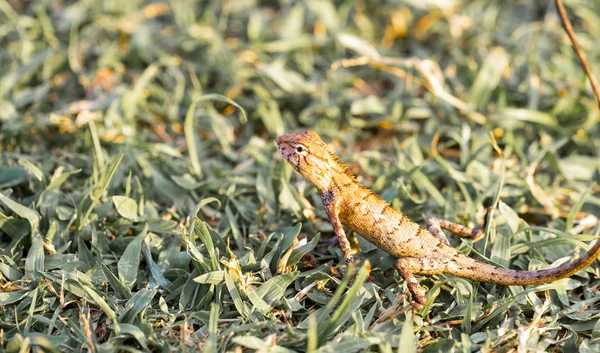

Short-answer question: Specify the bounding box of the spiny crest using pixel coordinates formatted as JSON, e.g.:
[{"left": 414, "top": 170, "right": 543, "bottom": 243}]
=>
[
  {"left": 327, "top": 146, "right": 351, "bottom": 175},
  {"left": 309, "top": 132, "right": 355, "bottom": 179},
  {"left": 299, "top": 130, "right": 354, "bottom": 177}
]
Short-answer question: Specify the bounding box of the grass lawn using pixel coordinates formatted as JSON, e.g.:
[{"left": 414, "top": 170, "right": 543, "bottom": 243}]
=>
[{"left": 1, "top": 0, "right": 599, "bottom": 352}]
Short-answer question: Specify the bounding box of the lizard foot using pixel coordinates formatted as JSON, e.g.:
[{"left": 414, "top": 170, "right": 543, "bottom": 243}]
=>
[
  {"left": 374, "top": 300, "right": 420, "bottom": 324},
  {"left": 330, "top": 257, "right": 355, "bottom": 279},
  {"left": 410, "top": 300, "right": 424, "bottom": 312}
]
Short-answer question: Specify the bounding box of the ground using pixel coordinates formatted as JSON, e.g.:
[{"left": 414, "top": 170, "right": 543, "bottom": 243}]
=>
[{"left": 1, "top": 0, "right": 599, "bottom": 352}]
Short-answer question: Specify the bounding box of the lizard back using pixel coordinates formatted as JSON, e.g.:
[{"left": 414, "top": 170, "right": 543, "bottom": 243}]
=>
[{"left": 332, "top": 170, "right": 454, "bottom": 260}]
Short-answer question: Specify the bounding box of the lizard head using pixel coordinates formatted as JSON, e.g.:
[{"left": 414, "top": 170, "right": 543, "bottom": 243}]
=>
[{"left": 276, "top": 130, "right": 336, "bottom": 192}]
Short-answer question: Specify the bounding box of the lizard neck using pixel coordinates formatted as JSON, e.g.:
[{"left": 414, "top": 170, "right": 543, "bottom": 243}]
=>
[
  {"left": 328, "top": 164, "right": 356, "bottom": 194},
  {"left": 309, "top": 152, "right": 352, "bottom": 195}
]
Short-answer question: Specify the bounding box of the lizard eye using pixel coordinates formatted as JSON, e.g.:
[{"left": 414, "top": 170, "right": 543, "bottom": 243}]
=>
[{"left": 295, "top": 146, "right": 306, "bottom": 153}]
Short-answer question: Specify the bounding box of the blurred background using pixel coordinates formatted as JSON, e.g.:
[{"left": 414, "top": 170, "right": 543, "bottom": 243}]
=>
[{"left": 2, "top": 0, "right": 599, "bottom": 150}]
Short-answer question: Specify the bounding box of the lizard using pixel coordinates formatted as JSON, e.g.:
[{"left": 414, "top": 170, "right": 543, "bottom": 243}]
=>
[
  {"left": 276, "top": 130, "right": 600, "bottom": 308},
  {"left": 275, "top": 0, "right": 600, "bottom": 309}
]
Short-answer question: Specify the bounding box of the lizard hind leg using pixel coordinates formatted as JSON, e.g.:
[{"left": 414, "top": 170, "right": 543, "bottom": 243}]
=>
[
  {"left": 426, "top": 215, "right": 486, "bottom": 243},
  {"left": 426, "top": 206, "right": 492, "bottom": 243},
  {"left": 396, "top": 257, "right": 446, "bottom": 309}
]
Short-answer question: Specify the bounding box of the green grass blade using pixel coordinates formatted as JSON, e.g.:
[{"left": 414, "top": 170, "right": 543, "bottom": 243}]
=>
[
  {"left": 224, "top": 272, "right": 249, "bottom": 318},
  {"left": 205, "top": 302, "right": 220, "bottom": 353},
  {"left": 398, "top": 311, "right": 415, "bottom": 353},
  {"left": 0, "top": 192, "right": 40, "bottom": 236},
  {"left": 117, "top": 224, "right": 147, "bottom": 288},
  {"left": 24, "top": 235, "right": 44, "bottom": 282},
  {"left": 76, "top": 154, "right": 123, "bottom": 230},
  {"left": 318, "top": 261, "right": 370, "bottom": 344}
]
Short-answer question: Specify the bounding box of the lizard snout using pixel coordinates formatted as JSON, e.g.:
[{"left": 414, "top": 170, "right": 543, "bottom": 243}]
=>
[{"left": 275, "top": 137, "right": 291, "bottom": 158}]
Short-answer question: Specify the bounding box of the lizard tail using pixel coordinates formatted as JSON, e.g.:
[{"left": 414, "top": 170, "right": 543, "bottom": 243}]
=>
[{"left": 450, "top": 240, "right": 600, "bottom": 285}]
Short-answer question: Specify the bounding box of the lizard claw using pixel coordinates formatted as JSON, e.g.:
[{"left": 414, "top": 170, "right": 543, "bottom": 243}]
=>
[{"left": 345, "top": 256, "right": 355, "bottom": 266}]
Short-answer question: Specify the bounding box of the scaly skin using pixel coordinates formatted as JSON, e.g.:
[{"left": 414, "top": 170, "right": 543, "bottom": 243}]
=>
[{"left": 276, "top": 130, "right": 600, "bottom": 308}]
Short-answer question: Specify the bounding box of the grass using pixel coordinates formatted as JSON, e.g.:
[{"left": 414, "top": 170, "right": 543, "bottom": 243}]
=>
[{"left": 1, "top": 0, "right": 600, "bottom": 352}]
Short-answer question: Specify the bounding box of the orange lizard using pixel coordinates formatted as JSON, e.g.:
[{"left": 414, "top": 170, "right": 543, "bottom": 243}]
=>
[
  {"left": 275, "top": 0, "right": 600, "bottom": 309},
  {"left": 276, "top": 130, "right": 600, "bottom": 308}
]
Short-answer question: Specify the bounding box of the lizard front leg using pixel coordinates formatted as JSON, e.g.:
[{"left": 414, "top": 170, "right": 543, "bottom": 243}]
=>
[{"left": 322, "top": 190, "right": 354, "bottom": 266}]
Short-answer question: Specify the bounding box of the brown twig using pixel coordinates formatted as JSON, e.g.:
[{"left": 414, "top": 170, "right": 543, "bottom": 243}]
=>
[{"left": 555, "top": 0, "right": 600, "bottom": 109}]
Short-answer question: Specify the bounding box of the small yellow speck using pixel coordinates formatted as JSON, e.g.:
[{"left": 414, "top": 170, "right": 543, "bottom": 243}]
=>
[
  {"left": 377, "top": 121, "right": 392, "bottom": 130},
  {"left": 226, "top": 85, "right": 243, "bottom": 99},
  {"left": 391, "top": 9, "right": 410, "bottom": 37},
  {"left": 493, "top": 127, "right": 503, "bottom": 139},
  {"left": 577, "top": 129, "right": 585, "bottom": 137},
  {"left": 225, "top": 37, "right": 238, "bottom": 47},
  {"left": 102, "top": 132, "right": 125, "bottom": 143},
  {"left": 223, "top": 106, "right": 235, "bottom": 115},
  {"left": 59, "top": 125, "right": 76, "bottom": 133},
  {"left": 172, "top": 123, "right": 183, "bottom": 133},
  {"left": 314, "top": 22, "right": 326, "bottom": 37},
  {"left": 352, "top": 78, "right": 367, "bottom": 89},
  {"left": 143, "top": 3, "right": 169, "bottom": 18},
  {"left": 239, "top": 50, "right": 257, "bottom": 63}
]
